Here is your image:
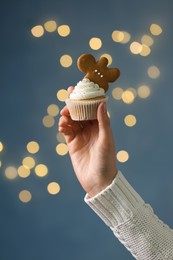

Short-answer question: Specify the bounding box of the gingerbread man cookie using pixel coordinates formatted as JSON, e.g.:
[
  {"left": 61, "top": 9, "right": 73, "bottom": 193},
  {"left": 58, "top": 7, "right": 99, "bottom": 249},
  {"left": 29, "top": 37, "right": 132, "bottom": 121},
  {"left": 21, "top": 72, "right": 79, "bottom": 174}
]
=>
[{"left": 77, "top": 53, "right": 120, "bottom": 92}]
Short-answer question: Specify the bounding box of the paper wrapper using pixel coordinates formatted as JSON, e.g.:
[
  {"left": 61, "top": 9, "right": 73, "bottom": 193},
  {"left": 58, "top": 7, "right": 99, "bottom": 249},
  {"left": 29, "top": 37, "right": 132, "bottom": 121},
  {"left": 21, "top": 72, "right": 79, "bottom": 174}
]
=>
[{"left": 65, "top": 97, "right": 108, "bottom": 121}]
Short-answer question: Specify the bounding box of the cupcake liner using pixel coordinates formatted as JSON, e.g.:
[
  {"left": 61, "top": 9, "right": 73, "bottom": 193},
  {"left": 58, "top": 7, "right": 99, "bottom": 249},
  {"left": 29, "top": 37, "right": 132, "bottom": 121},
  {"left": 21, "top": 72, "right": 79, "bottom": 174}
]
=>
[{"left": 65, "top": 97, "right": 108, "bottom": 121}]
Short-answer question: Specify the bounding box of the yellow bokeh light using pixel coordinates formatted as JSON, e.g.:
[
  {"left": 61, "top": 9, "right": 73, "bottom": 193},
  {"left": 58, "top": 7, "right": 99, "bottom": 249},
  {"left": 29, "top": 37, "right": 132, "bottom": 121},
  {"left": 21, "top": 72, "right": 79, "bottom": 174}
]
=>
[
  {"left": 60, "top": 54, "right": 73, "bottom": 68},
  {"left": 19, "top": 190, "right": 32, "bottom": 203},
  {"left": 117, "top": 150, "right": 129, "bottom": 163},
  {"left": 57, "top": 89, "right": 68, "bottom": 102},
  {"left": 18, "top": 165, "right": 30, "bottom": 178},
  {"left": 138, "top": 85, "right": 151, "bottom": 98},
  {"left": 22, "top": 156, "right": 35, "bottom": 169},
  {"left": 89, "top": 37, "right": 102, "bottom": 50},
  {"left": 150, "top": 23, "right": 162, "bottom": 36},
  {"left": 44, "top": 20, "right": 57, "bottom": 32},
  {"left": 27, "top": 141, "right": 39, "bottom": 154},
  {"left": 112, "top": 30, "right": 124, "bottom": 42},
  {"left": 112, "top": 87, "right": 123, "bottom": 100},
  {"left": 35, "top": 164, "right": 48, "bottom": 177},
  {"left": 0, "top": 142, "right": 3, "bottom": 152},
  {"left": 112, "top": 30, "right": 131, "bottom": 44},
  {"left": 140, "top": 44, "right": 151, "bottom": 57},
  {"left": 47, "top": 104, "right": 59, "bottom": 117},
  {"left": 147, "top": 66, "right": 160, "bottom": 79},
  {"left": 0, "top": 160, "right": 2, "bottom": 167},
  {"left": 100, "top": 53, "right": 112, "bottom": 65},
  {"left": 130, "top": 41, "right": 142, "bottom": 54},
  {"left": 141, "top": 34, "right": 154, "bottom": 47},
  {"left": 47, "top": 182, "right": 61, "bottom": 195},
  {"left": 124, "top": 114, "right": 137, "bottom": 127},
  {"left": 42, "top": 115, "right": 55, "bottom": 128},
  {"left": 5, "top": 166, "right": 18, "bottom": 180},
  {"left": 56, "top": 132, "right": 66, "bottom": 143},
  {"left": 121, "top": 90, "right": 135, "bottom": 104},
  {"left": 57, "top": 25, "right": 70, "bottom": 37},
  {"left": 56, "top": 143, "right": 68, "bottom": 156},
  {"left": 31, "top": 25, "right": 44, "bottom": 38}
]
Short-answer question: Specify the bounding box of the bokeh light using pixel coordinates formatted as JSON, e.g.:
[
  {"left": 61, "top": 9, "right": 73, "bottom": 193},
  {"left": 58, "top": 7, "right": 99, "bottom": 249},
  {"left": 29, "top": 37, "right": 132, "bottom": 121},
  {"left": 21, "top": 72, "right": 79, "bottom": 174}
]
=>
[
  {"left": 138, "top": 85, "right": 151, "bottom": 98},
  {"left": 0, "top": 141, "right": 3, "bottom": 152},
  {"left": 31, "top": 25, "right": 44, "bottom": 38},
  {"left": 57, "top": 25, "right": 71, "bottom": 37},
  {"left": 140, "top": 45, "right": 151, "bottom": 57},
  {"left": 147, "top": 65, "right": 160, "bottom": 79},
  {"left": 112, "top": 87, "right": 123, "bottom": 100},
  {"left": 27, "top": 141, "right": 40, "bottom": 154},
  {"left": 56, "top": 143, "right": 68, "bottom": 156},
  {"left": 141, "top": 34, "right": 154, "bottom": 47},
  {"left": 42, "top": 115, "right": 55, "bottom": 128},
  {"left": 150, "top": 23, "right": 163, "bottom": 36},
  {"left": 130, "top": 41, "right": 142, "bottom": 54},
  {"left": 5, "top": 166, "right": 18, "bottom": 180},
  {"left": 89, "top": 37, "right": 102, "bottom": 50},
  {"left": 18, "top": 165, "right": 30, "bottom": 178},
  {"left": 47, "top": 182, "right": 61, "bottom": 195},
  {"left": 117, "top": 150, "right": 129, "bottom": 163},
  {"left": 112, "top": 30, "right": 131, "bottom": 44},
  {"left": 121, "top": 89, "right": 135, "bottom": 104},
  {"left": 60, "top": 54, "right": 73, "bottom": 68},
  {"left": 56, "top": 132, "right": 66, "bottom": 143},
  {"left": 35, "top": 164, "right": 48, "bottom": 177},
  {"left": 19, "top": 190, "right": 32, "bottom": 203},
  {"left": 124, "top": 114, "right": 137, "bottom": 127},
  {"left": 44, "top": 20, "right": 57, "bottom": 32},
  {"left": 47, "top": 104, "right": 59, "bottom": 117},
  {"left": 22, "top": 156, "right": 35, "bottom": 169},
  {"left": 57, "top": 89, "right": 68, "bottom": 102}
]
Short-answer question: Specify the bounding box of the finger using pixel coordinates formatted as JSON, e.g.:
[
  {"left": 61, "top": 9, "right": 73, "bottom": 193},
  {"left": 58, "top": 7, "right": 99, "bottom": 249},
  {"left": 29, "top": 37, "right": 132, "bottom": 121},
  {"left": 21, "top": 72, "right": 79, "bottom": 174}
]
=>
[
  {"left": 60, "top": 106, "right": 70, "bottom": 116},
  {"left": 67, "top": 86, "right": 74, "bottom": 94},
  {"left": 97, "top": 102, "right": 111, "bottom": 140}
]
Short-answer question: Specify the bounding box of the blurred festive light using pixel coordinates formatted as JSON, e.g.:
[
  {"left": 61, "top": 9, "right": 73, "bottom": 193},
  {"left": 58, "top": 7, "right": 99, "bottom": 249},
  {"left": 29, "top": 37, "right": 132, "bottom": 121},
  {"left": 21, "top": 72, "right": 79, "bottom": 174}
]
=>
[
  {"left": 130, "top": 41, "right": 142, "bottom": 54},
  {"left": 42, "top": 115, "right": 55, "bottom": 128},
  {"left": 56, "top": 143, "right": 68, "bottom": 156},
  {"left": 44, "top": 20, "right": 57, "bottom": 32},
  {"left": 138, "top": 85, "right": 151, "bottom": 98},
  {"left": 5, "top": 166, "right": 18, "bottom": 180},
  {"left": 121, "top": 89, "right": 135, "bottom": 104},
  {"left": 117, "top": 150, "right": 129, "bottom": 163},
  {"left": 101, "top": 53, "right": 112, "bottom": 65},
  {"left": 128, "top": 87, "right": 137, "bottom": 98},
  {"left": 89, "top": 37, "right": 102, "bottom": 50},
  {"left": 112, "top": 87, "right": 123, "bottom": 100},
  {"left": 31, "top": 25, "right": 44, "bottom": 38},
  {"left": 22, "top": 156, "right": 35, "bottom": 169},
  {"left": 57, "top": 89, "right": 68, "bottom": 102},
  {"left": 60, "top": 54, "right": 73, "bottom": 68},
  {"left": 47, "top": 104, "right": 59, "bottom": 117},
  {"left": 56, "top": 132, "right": 66, "bottom": 143},
  {"left": 18, "top": 190, "right": 32, "bottom": 203},
  {"left": 112, "top": 30, "right": 124, "bottom": 42},
  {"left": 35, "top": 164, "right": 48, "bottom": 177},
  {"left": 124, "top": 114, "right": 137, "bottom": 127},
  {"left": 0, "top": 160, "right": 2, "bottom": 167},
  {"left": 0, "top": 141, "right": 3, "bottom": 152},
  {"left": 47, "top": 182, "right": 61, "bottom": 195},
  {"left": 57, "top": 25, "right": 70, "bottom": 37},
  {"left": 140, "top": 44, "right": 151, "bottom": 57},
  {"left": 150, "top": 23, "right": 162, "bottom": 36},
  {"left": 147, "top": 65, "right": 160, "bottom": 79},
  {"left": 112, "top": 30, "right": 131, "bottom": 44},
  {"left": 27, "top": 141, "right": 39, "bottom": 154},
  {"left": 18, "top": 165, "right": 30, "bottom": 178},
  {"left": 141, "top": 34, "right": 154, "bottom": 47}
]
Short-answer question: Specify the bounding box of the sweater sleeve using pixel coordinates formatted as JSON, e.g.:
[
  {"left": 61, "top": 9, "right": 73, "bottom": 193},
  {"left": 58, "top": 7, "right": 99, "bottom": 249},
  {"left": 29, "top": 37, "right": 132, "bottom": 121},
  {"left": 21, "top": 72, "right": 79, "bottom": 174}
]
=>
[{"left": 84, "top": 171, "right": 173, "bottom": 259}]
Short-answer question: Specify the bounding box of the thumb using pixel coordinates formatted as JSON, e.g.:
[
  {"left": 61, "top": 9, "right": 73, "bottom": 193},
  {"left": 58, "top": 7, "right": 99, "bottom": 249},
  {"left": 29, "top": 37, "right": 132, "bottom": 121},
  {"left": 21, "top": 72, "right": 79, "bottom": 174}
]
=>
[{"left": 97, "top": 102, "right": 111, "bottom": 139}]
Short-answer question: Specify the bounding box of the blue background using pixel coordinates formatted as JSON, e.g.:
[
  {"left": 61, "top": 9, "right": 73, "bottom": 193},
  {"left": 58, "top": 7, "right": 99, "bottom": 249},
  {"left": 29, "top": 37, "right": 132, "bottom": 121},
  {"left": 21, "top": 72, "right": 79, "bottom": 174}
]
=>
[{"left": 1, "top": 0, "right": 173, "bottom": 259}]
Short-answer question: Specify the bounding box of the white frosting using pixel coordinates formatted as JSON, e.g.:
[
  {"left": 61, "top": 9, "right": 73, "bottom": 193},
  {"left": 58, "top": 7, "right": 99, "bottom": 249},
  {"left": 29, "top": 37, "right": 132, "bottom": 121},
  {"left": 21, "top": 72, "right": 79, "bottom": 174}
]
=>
[{"left": 70, "top": 78, "right": 105, "bottom": 100}]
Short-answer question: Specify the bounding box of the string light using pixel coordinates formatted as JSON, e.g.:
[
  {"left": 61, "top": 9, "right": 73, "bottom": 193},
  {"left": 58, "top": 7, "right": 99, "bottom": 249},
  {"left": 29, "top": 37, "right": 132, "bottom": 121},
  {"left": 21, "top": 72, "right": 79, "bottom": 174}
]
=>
[
  {"left": 89, "top": 37, "right": 102, "bottom": 50},
  {"left": 19, "top": 190, "right": 32, "bottom": 203},
  {"left": 60, "top": 54, "right": 73, "bottom": 68},
  {"left": 117, "top": 150, "right": 129, "bottom": 163},
  {"left": 47, "top": 182, "right": 61, "bottom": 195}
]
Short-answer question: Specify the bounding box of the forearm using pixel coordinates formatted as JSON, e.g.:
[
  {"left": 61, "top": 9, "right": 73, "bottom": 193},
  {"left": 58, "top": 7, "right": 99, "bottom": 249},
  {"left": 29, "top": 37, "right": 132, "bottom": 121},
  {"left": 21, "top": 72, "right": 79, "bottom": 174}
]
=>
[{"left": 85, "top": 171, "right": 173, "bottom": 259}]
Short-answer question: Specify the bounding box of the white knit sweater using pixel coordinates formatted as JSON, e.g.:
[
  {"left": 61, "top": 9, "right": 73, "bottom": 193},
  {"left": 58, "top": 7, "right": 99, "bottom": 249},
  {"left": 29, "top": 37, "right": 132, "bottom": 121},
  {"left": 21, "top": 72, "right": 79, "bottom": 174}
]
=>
[{"left": 85, "top": 171, "right": 173, "bottom": 259}]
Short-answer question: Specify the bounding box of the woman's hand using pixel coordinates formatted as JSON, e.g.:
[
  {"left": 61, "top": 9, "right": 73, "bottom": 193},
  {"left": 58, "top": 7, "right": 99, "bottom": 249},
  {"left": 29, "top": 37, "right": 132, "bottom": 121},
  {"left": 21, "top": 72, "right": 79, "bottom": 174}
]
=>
[{"left": 58, "top": 87, "right": 117, "bottom": 197}]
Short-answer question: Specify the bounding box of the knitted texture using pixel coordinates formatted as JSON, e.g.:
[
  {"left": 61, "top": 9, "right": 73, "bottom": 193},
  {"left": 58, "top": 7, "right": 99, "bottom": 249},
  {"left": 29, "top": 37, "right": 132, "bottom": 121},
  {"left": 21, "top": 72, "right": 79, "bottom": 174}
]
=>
[{"left": 85, "top": 171, "right": 173, "bottom": 259}]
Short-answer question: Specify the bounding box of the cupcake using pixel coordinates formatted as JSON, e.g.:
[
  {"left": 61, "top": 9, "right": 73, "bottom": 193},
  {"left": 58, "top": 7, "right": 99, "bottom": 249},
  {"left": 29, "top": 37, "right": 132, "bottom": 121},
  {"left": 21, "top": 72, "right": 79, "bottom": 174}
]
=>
[{"left": 65, "top": 53, "right": 120, "bottom": 121}]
